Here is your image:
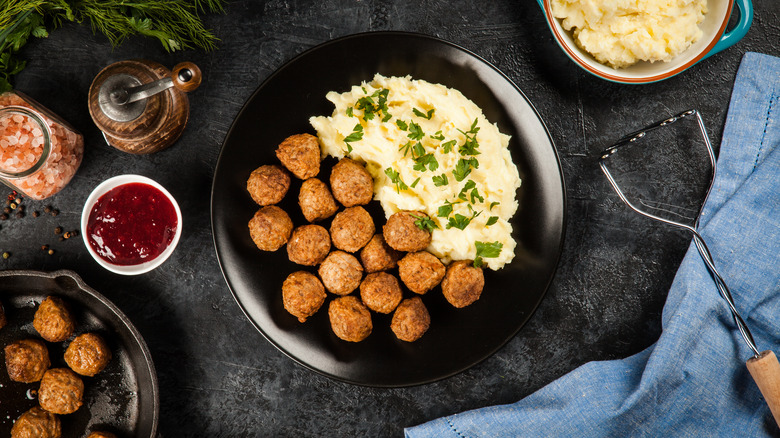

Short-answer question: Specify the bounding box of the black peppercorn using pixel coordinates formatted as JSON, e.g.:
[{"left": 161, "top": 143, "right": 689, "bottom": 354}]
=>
[
  {"left": 43, "top": 206, "right": 51, "bottom": 213},
  {"left": 32, "top": 211, "right": 39, "bottom": 218},
  {"left": 51, "top": 209, "right": 59, "bottom": 217},
  {"left": 55, "top": 226, "right": 63, "bottom": 234}
]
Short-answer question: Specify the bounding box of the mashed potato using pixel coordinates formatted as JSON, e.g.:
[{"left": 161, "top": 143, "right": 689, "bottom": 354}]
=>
[
  {"left": 551, "top": 0, "right": 708, "bottom": 68},
  {"left": 310, "top": 74, "right": 521, "bottom": 270}
]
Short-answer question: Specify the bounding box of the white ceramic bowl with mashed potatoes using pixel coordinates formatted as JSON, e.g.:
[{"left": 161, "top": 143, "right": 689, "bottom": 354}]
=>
[{"left": 537, "top": 0, "right": 753, "bottom": 84}]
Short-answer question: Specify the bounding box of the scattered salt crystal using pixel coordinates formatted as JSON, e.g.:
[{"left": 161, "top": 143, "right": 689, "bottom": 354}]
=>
[
  {"left": 7, "top": 136, "right": 17, "bottom": 145},
  {"left": 12, "top": 115, "right": 23, "bottom": 123},
  {"left": 32, "top": 127, "right": 42, "bottom": 136},
  {"left": 19, "top": 134, "right": 28, "bottom": 144}
]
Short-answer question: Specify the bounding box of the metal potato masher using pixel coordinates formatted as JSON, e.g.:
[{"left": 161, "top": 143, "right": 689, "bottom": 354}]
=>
[{"left": 599, "top": 109, "right": 780, "bottom": 426}]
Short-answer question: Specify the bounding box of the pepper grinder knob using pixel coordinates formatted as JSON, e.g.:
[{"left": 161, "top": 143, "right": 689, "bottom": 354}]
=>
[{"left": 171, "top": 62, "right": 202, "bottom": 92}]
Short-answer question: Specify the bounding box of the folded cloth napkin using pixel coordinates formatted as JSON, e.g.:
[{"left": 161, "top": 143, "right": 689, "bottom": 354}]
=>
[{"left": 405, "top": 52, "right": 780, "bottom": 438}]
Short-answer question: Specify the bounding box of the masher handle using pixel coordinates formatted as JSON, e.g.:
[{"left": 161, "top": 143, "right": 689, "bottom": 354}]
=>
[{"left": 746, "top": 351, "right": 780, "bottom": 427}]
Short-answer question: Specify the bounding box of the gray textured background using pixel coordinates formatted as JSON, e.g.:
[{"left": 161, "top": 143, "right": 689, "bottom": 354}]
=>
[{"left": 1, "top": 0, "right": 779, "bottom": 436}]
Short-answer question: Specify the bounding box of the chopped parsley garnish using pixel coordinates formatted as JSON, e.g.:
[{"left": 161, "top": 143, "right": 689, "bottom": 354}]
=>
[
  {"left": 396, "top": 119, "right": 408, "bottom": 131},
  {"left": 474, "top": 241, "right": 503, "bottom": 267},
  {"left": 410, "top": 177, "right": 421, "bottom": 188},
  {"left": 413, "top": 108, "right": 435, "bottom": 120},
  {"left": 432, "top": 173, "right": 449, "bottom": 187},
  {"left": 437, "top": 200, "right": 456, "bottom": 218},
  {"left": 446, "top": 212, "right": 478, "bottom": 231},
  {"left": 384, "top": 167, "right": 408, "bottom": 192},
  {"left": 430, "top": 131, "right": 445, "bottom": 141},
  {"left": 410, "top": 214, "right": 438, "bottom": 232},
  {"left": 407, "top": 121, "right": 424, "bottom": 141},
  {"left": 343, "top": 123, "right": 364, "bottom": 153},
  {"left": 346, "top": 107, "right": 354, "bottom": 117},
  {"left": 453, "top": 157, "right": 479, "bottom": 182},
  {"left": 486, "top": 216, "right": 499, "bottom": 226},
  {"left": 457, "top": 179, "right": 483, "bottom": 204},
  {"left": 399, "top": 141, "right": 413, "bottom": 157},
  {"left": 413, "top": 153, "right": 439, "bottom": 172},
  {"left": 441, "top": 140, "right": 456, "bottom": 153},
  {"left": 355, "top": 88, "right": 391, "bottom": 121},
  {"left": 457, "top": 118, "right": 481, "bottom": 156},
  {"left": 489, "top": 201, "right": 500, "bottom": 211}
]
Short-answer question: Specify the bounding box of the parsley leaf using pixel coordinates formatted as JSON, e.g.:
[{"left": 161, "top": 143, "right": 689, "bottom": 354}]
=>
[
  {"left": 446, "top": 214, "right": 472, "bottom": 230},
  {"left": 437, "top": 200, "right": 455, "bottom": 218},
  {"left": 474, "top": 241, "right": 503, "bottom": 267},
  {"left": 384, "top": 167, "right": 408, "bottom": 193},
  {"left": 410, "top": 214, "right": 438, "bottom": 232},
  {"left": 489, "top": 201, "right": 500, "bottom": 211},
  {"left": 457, "top": 179, "right": 483, "bottom": 204},
  {"left": 410, "top": 177, "right": 421, "bottom": 188},
  {"left": 396, "top": 119, "right": 408, "bottom": 131},
  {"left": 430, "top": 131, "right": 445, "bottom": 141},
  {"left": 486, "top": 216, "right": 499, "bottom": 226},
  {"left": 453, "top": 157, "right": 479, "bottom": 182},
  {"left": 413, "top": 108, "right": 435, "bottom": 120},
  {"left": 346, "top": 107, "right": 354, "bottom": 117},
  {"left": 343, "top": 123, "right": 363, "bottom": 153},
  {"left": 413, "top": 153, "right": 439, "bottom": 172},
  {"left": 407, "top": 121, "right": 424, "bottom": 141},
  {"left": 432, "top": 174, "right": 449, "bottom": 187},
  {"left": 441, "top": 140, "right": 456, "bottom": 153}
]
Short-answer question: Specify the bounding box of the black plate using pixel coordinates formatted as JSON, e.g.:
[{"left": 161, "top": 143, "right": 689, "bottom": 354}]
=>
[
  {"left": 211, "top": 32, "right": 566, "bottom": 387},
  {"left": 0, "top": 270, "right": 158, "bottom": 437}
]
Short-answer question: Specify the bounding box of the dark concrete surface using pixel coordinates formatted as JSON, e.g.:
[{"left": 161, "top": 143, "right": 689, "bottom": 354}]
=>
[{"left": 1, "top": 1, "right": 778, "bottom": 436}]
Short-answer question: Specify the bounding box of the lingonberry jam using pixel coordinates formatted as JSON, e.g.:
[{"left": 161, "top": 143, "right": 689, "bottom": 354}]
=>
[{"left": 86, "top": 182, "right": 178, "bottom": 266}]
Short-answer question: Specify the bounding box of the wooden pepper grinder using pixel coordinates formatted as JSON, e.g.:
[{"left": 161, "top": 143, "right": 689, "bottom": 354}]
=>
[{"left": 88, "top": 60, "right": 202, "bottom": 154}]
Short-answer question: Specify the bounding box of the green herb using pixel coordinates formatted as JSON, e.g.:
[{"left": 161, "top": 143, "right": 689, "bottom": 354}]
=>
[
  {"left": 355, "top": 88, "right": 391, "bottom": 121},
  {"left": 432, "top": 173, "right": 449, "bottom": 187},
  {"left": 384, "top": 167, "right": 408, "bottom": 192},
  {"left": 453, "top": 157, "right": 479, "bottom": 182},
  {"left": 346, "top": 107, "right": 354, "bottom": 117},
  {"left": 413, "top": 107, "right": 435, "bottom": 120},
  {"left": 399, "top": 141, "right": 413, "bottom": 157},
  {"left": 343, "top": 123, "right": 363, "bottom": 153},
  {"left": 446, "top": 212, "right": 480, "bottom": 231},
  {"left": 457, "top": 179, "right": 483, "bottom": 204},
  {"left": 410, "top": 213, "right": 438, "bottom": 232},
  {"left": 457, "top": 118, "right": 481, "bottom": 156},
  {"left": 407, "top": 121, "right": 424, "bottom": 141},
  {"left": 412, "top": 142, "right": 426, "bottom": 158},
  {"left": 441, "top": 139, "right": 456, "bottom": 153},
  {"left": 413, "top": 153, "right": 439, "bottom": 172},
  {"left": 0, "top": 0, "right": 226, "bottom": 92},
  {"left": 410, "top": 177, "right": 421, "bottom": 188},
  {"left": 486, "top": 216, "right": 499, "bottom": 226},
  {"left": 489, "top": 201, "right": 500, "bottom": 211},
  {"left": 430, "top": 131, "right": 445, "bottom": 141},
  {"left": 474, "top": 241, "right": 503, "bottom": 267},
  {"left": 396, "top": 119, "right": 408, "bottom": 131},
  {"left": 437, "top": 200, "right": 456, "bottom": 218}
]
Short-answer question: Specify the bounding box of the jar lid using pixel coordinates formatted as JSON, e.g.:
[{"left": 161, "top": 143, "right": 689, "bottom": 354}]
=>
[{"left": 0, "top": 106, "right": 51, "bottom": 178}]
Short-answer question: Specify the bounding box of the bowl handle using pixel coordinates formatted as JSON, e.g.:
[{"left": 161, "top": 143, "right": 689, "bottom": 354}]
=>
[{"left": 705, "top": 0, "right": 753, "bottom": 58}]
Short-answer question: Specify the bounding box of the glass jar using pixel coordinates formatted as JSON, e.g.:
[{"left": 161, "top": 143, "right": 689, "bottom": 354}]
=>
[{"left": 0, "top": 91, "right": 84, "bottom": 200}]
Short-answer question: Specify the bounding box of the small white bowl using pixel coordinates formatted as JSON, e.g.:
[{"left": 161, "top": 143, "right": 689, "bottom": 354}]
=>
[
  {"left": 537, "top": 0, "right": 753, "bottom": 84},
  {"left": 81, "top": 174, "right": 182, "bottom": 275}
]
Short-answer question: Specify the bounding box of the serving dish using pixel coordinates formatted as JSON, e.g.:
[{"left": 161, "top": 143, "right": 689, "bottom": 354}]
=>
[
  {"left": 211, "top": 31, "right": 566, "bottom": 387},
  {"left": 0, "top": 269, "right": 159, "bottom": 437},
  {"left": 537, "top": 0, "right": 753, "bottom": 84}
]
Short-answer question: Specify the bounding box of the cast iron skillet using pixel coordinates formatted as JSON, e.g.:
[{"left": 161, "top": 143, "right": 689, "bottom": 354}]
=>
[
  {"left": 211, "top": 31, "right": 566, "bottom": 387},
  {"left": 0, "top": 270, "right": 158, "bottom": 437}
]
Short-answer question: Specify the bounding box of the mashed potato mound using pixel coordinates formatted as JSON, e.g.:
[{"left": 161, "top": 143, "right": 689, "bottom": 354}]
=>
[
  {"left": 551, "top": 0, "right": 708, "bottom": 69},
  {"left": 310, "top": 74, "right": 521, "bottom": 270}
]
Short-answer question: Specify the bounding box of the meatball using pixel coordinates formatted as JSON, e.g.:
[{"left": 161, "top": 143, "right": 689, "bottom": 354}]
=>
[
  {"left": 87, "top": 433, "right": 117, "bottom": 438},
  {"left": 383, "top": 211, "right": 432, "bottom": 252},
  {"left": 397, "top": 251, "right": 445, "bottom": 294},
  {"left": 0, "top": 300, "right": 6, "bottom": 330},
  {"left": 441, "top": 260, "right": 485, "bottom": 308},
  {"left": 38, "top": 368, "right": 84, "bottom": 415},
  {"left": 64, "top": 333, "right": 112, "bottom": 377},
  {"left": 275, "top": 133, "right": 321, "bottom": 179},
  {"left": 359, "top": 234, "right": 401, "bottom": 273},
  {"left": 5, "top": 339, "right": 50, "bottom": 383},
  {"left": 246, "top": 164, "right": 290, "bottom": 206},
  {"left": 10, "top": 406, "right": 61, "bottom": 438},
  {"left": 318, "top": 251, "right": 363, "bottom": 295},
  {"left": 330, "top": 206, "right": 375, "bottom": 253},
  {"left": 248, "top": 205, "right": 293, "bottom": 251},
  {"left": 287, "top": 224, "right": 331, "bottom": 266},
  {"left": 298, "top": 178, "right": 339, "bottom": 222},
  {"left": 328, "top": 296, "right": 372, "bottom": 342},
  {"left": 33, "top": 296, "right": 74, "bottom": 343},
  {"left": 359, "top": 272, "right": 403, "bottom": 314},
  {"left": 329, "top": 158, "right": 373, "bottom": 207},
  {"left": 282, "top": 271, "right": 326, "bottom": 323},
  {"left": 391, "top": 297, "right": 431, "bottom": 342}
]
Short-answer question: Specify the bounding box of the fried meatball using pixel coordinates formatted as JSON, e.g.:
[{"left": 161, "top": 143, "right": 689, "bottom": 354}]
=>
[
  {"left": 246, "top": 164, "right": 290, "bottom": 206},
  {"left": 330, "top": 206, "right": 375, "bottom": 253},
  {"left": 329, "top": 158, "right": 373, "bottom": 207},
  {"left": 318, "top": 251, "right": 363, "bottom": 295},
  {"left": 359, "top": 272, "right": 403, "bottom": 314},
  {"left": 87, "top": 432, "right": 117, "bottom": 438},
  {"left": 38, "top": 368, "right": 84, "bottom": 415},
  {"left": 10, "top": 406, "right": 61, "bottom": 438},
  {"left": 5, "top": 339, "right": 50, "bottom": 383},
  {"left": 287, "top": 224, "right": 331, "bottom": 266},
  {"left": 0, "top": 300, "right": 6, "bottom": 330},
  {"left": 359, "top": 234, "right": 401, "bottom": 273},
  {"left": 282, "top": 271, "right": 326, "bottom": 323},
  {"left": 64, "top": 333, "right": 112, "bottom": 377},
  {"left": 328, "top": 295, "right": 372, "bottom": 342},
  {"left": 397, "top": 251, "right": 445, "bottom": 294},
  {"left": 383, "top": 211, "right": 432, "bottom": 252},
  {"left": 391, "top": 297, "right": 431, "bottom": 342},
  {"left": 441, "top": 260, "right": 485, "bottom": 308},
  {"left": 275, "top": 133, "right": 321, "bottom": 179},
  {"left": 299, "top": 178, "right": 339, "bottom": 222},
  {"left": 248, "top": 205, "right": 293, "bottom": 251},
  {"left": 33, "top": 296, "right": 74, "bottom": 343}
]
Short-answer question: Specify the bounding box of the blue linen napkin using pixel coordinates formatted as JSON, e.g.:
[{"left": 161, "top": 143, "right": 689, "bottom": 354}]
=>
[{"left": 405, "top": 52, "right": 780, "bottom": 437}]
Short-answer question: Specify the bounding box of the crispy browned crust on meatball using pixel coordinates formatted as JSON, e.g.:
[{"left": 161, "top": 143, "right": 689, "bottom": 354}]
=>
[
  {"left": 391, "top": 297, "right": 431, "bottom": 342},
  {"left": 397, "top": 251, "right": 446, "bottom": 294},
  {"left": 383, "top": 211, "right": 432, "bottom": 252},
  {"left": 287, "top": 224, "right": 331, "bottom": 266},
  {"left": 282, "top": 271, "right": 326, "bottom": 323},
  {"left": 33, "top": 297, "right": 74, "bottom": 343},
  {"left": 359, "top": 234, "right": 401, "bottom": 273},
  {"left": 87, "top": 432, "right": 117, "bottom": 438},
  {"left": 441, "top": 260, "right": 485, "bottom": 308},
  {"left": 328, "top": 296, "right": 372, "bottom": 342},
  {"left": 64, "top": 333, "right": 112, "bottom": 377},
  {"left": 359, "top": 272, "right": 403, "bottom": 314},
  {"left": 0, "top": 300, "right": 6, "bottom": 330},
  {"left": 246, "top": 164, "right": 290, "bottom": 206},
  {"left": 11, "top": 406, "right": 61, "bottom": 438},
  {"left": 248, "top": 205, "right": 293, "bottom": 251},
  {"left": 39, "top": 368, "right": 84, "bottom": 415},
  {"left": 318, "top": 251, "right": 363, "bottom": 296},
  {"left": 299, "top": 178, "right": 339, "bottom": 222},
  {"left": 5, "top": 339, "right": 50, "bottom": 383},
  {"left": 275, "top": 133, "right": 321, "bottom": 179},
  {"left": 329, "top": 158, "right": 374, "bottom": 207},
  {"left": 330, "top": 206, "right": 375, "bottom": 253}
]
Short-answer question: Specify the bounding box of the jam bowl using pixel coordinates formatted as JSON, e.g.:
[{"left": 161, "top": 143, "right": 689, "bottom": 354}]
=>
[{"left": 81, "top": 174, "right": 182, "bottom": 275}]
